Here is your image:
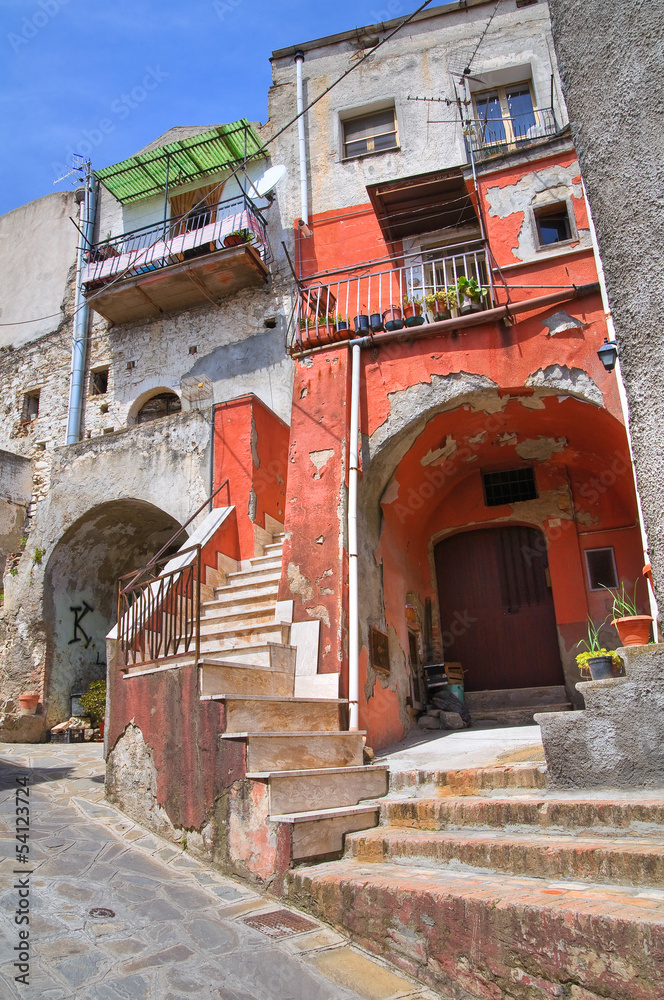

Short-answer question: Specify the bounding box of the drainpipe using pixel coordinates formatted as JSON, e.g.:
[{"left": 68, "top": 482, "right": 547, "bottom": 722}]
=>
[
  {"left": 583, "top": 184, "right": 659, "bottom": 637},
  {"left": 294, "top": 51, "right": 308, "bottom": 226},
  {"left": 66, "top": 162, "right": 96, "bottom": 445},
  {"left": 348, "top": 341, "right": 363, "bottom": 731}
]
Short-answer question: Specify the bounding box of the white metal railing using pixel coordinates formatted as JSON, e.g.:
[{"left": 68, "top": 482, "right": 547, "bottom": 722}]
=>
[{"left": 296, "top": 246, "right": 493, "bottom": 345}]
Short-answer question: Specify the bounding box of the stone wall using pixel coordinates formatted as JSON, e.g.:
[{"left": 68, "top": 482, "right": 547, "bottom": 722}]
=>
[{"left": 547, "top": 0, "right": 664, "bottom": 609}]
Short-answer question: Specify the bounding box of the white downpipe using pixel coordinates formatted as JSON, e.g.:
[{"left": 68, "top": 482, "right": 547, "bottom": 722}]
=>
[
  {"left": 583, "top": 184, "right": 659, "bottom": 637},
  {"left": 66, "top": 163, "right": 96, "bottom": 445},
  {"left": 294, "top": 51, "right": 308, "bottom": 225},
  {"left": 348, "top": 342, "right": 361, "bottom": 730}
]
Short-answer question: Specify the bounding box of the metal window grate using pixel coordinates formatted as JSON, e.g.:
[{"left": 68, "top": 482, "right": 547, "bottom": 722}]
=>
[{"left": 483, "top": 468, "right": 537, "bottom": 507}]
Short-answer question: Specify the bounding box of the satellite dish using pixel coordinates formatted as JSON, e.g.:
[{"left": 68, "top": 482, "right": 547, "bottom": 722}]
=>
[{"left": 246, "top": 165, "right": 288, "bottom": 205}]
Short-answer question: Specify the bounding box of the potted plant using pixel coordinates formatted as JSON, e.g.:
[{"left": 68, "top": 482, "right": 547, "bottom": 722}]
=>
[
  {"left": 353, "top": 313, "right": 370, "bottom": 333},
  {"left": 604, "top": 582, "right": 653, "bottom": 646},
  {"left": 79, "top": 679, "right": 107, "bottom": 739},
  {"left": 426, "top": 289, "right": 456, "bottom": 322},
  {"left": 457, "top": 276, "right": 486, "bottom": 314},
  {"left": 18, "top": 691, "right": 40, "bottom": 716},
  {"left": 402, "top": 295, "right": 425, "bottom": 327},
  {"left": 370, "top": 312, "right": 384, "bottom": 333},
  {"left": 224, "top": 228, "right": 251, "bottom": 248},
  {"left": 575, "top": 618, "right": 622, "bottom": 680},
  {"left": 382, "top": 305, "right": 404, "bottom": 331}
]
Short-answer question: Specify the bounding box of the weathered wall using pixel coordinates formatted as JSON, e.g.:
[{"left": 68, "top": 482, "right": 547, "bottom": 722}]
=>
[
  {"left": 0, "top": 450, "right": 32, "bottom": 577},
  {"left": 0, "top": 410, "right": 210, "bottom": 727},
  {"left": 0, "top": 192, "right": 77, "bottom": 349},
  {"left": 269, "top": 0, "right": 566, "bottom": 225},
  {"left": 547, "top": 0, "right": 664, "bottom": 609}
]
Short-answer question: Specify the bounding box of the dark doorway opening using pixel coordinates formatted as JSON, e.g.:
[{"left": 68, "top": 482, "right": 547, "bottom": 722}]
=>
[{"left": 435, "top": 525, "right": 563, "bottom": 691}]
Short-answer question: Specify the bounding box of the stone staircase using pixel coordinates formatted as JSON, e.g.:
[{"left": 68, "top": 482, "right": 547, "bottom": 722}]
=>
[
  {"left": 284, "top": 761, "right": 664, "bottom": 999},
  {"left": 464, "top": 684, "right": 573, "bottom": 726},
  {"left": 196, "top": 529, "right": 388, "bottom": 878}
]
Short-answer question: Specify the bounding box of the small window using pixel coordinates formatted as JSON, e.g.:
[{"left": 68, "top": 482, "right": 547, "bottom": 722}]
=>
[
  {"left": 535, "top": 203, "right": 572, "bottom": 246},
  {"left": 483, "top": 467, "right": 537, "bottom": 507},
  {"left": 91, "top": 368, "right": 109, "bottom": 395},
  {"left": 343, "top": 107, "right": 397, "bottom": 159},
  {"left": 22, "top": 390, "right": 40, "bottom": 423},
  {"left": 136, "top": 391, "right": 182, "bottom": 425},
  {"left": 585, "top": 547, "right": 618, "bottom": 591}
]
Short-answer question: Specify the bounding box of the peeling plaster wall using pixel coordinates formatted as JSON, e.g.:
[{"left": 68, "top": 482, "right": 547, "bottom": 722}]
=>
[{"left": 547, "top": 0, "right": 664, "bottom": 610}]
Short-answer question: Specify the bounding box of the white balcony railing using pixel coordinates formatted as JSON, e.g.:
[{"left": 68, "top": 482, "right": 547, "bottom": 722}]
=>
[{"left": 296, "top": 245, "right": 493, "bottom": 346}]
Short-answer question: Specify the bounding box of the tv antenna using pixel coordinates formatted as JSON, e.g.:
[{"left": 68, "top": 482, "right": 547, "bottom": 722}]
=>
[{"left": 54, "top": 154, "right": 89, "bottom": 186}]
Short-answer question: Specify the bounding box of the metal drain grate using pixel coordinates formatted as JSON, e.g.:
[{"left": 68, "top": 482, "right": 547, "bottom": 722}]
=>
[{"left": 243, "top": 908, "right": 318, "bottom": 939}]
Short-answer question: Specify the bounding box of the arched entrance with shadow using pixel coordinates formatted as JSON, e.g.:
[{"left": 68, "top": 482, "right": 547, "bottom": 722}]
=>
[{"left": 43, "top": 500, "right": 184, "bottom": 727}]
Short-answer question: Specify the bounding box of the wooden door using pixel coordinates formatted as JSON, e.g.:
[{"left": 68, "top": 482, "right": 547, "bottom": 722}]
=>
[{"left": 435, "top": 526, "right": 563, "bottom": 691}]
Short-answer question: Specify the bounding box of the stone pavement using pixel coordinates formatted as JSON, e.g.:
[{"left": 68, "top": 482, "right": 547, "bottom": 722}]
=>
[{"left": 0, "top": 743, "right": 441, "bottom": 1000}]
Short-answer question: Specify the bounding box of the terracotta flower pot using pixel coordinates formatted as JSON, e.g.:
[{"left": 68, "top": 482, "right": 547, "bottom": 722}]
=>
[
  {"left": 613, "top": 615, "right": 653, "bottom": 646},
  {"left": 19, "top": 692, "right": 40, "bottom": 716}
]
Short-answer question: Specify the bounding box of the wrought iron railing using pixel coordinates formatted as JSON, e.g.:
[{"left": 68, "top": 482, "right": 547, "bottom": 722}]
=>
[
  {"left": 296, "top": 244, "right": 493, "bottom": 347},
  {"left": 468, "top": 107, "right": 558, "bottom": 161},
  {"left": 82, "top": 193, "right": 269, "bottom": 289},
  {"left": 117, "top": 545, "right": 201, "bottom": 669}
]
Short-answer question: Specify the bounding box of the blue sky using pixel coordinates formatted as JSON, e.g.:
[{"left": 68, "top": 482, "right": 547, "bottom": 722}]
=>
[{"left": 0, "top": 0, "right": 404, "bottom": 216}]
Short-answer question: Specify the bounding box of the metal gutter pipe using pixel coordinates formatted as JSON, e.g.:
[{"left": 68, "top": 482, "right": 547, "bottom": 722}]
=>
[
  {"left": 348, "top": 342, "right": 361, "bottom": 731},
  {"left": 294, "top": 51, "right": 309, "bottom": 226},
  {"left": 66, "top": 162, "right": 96, "bottom": 445},
  {"left": 583, "top": 186, "right": 659, "bottom": 637}
]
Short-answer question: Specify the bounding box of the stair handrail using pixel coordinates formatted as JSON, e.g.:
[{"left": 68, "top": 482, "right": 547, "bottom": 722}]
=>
[{"left": 121, "top": 478, "right": 230, "bottom": 595}]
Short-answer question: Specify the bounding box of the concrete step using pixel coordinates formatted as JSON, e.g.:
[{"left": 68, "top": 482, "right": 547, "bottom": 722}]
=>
[
  {"left": 387, "top": 763, "right": 548, "bottom": 797},
  {"left": 381, "top": 793, "right": 664, "bottom": 835},
  {"left": 212, "top": 576, "right": 280, "bottom": 604},
  {"left": 226, "top": 563, "right": 282, "bottom": 586},
  {"left": 284, "top": 860, "right": 664, "bottom": 1000},
  {"left": 199, "top": 621, "right": 291, "bottom": 649},
  {"left": 256, "top": 764, "right": 390, "bottom": 816},
  {"left": 345, "top": 826, "right": 664, "bottom": 887},
  {"left": 202, "top": 642, "right": 296, "bottom": 670},
  {"left": 211, "top": 696, "right": 345, "bottom": 733},
  {"left": 273, "top": 804, "right": 382, "bottom": 861},
  {"left": 466, "top": 703, "right": 573, "bottom": 726},
  {"left": 263, "top": 541, "right": 285, "bottom": 556},
  {"left": 221, "top": 731, "right": 366, "bottom": 772},
  {"left": 464, "top": 685, "right": 569, "bottom": 710},
  {"left": 200, "top": 602, "right": 278, "bottom": 626},
  {"left": 248, "top": 553, "right": 283, "bottom": 570},
  {"left": 199, "top": 660, "right": 294, "bottom": 698}
]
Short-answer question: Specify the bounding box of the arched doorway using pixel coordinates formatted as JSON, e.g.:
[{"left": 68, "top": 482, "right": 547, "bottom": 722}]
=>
[
  {"left": 435, "top": 525, "right": 563, "bottom": 691},
  {"left": 43, "top": 500, "right": 184, "bottom": 726}
]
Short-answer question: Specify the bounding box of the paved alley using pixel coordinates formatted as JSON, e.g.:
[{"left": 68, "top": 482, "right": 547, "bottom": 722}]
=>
[{"left": 0, "top": 743, "right": 439, "bottom": 1000}]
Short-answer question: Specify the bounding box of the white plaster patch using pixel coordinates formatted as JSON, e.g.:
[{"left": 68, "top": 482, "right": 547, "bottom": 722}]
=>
[
  {"left": 515, "top": 436, "right": 568, "bottom": 462},
  {"left": 309, "top": 448, "right": 335, "bottom": 478},
  {"left": 421, "top": 434, "right": 457, "bottom": 467},
  {"left": 467, "top": 431, "right": 487, "bottom": 446},
  {"left": 498, "top": 432, "right": 518, "bottom": 447},
  {"left": 525, "top": 366, "right": 603, "bottom": 407},
  {"left": 286, "top": 562, "right": 314, "bottom": 602},
  {"left": 380, "top": 476, "right": 400, "bottom": 506},
  {"left": 542, "top": 310, "right": 586, "bottom": 336},
  {"left": 306, "top": 604, "right": 331, "bottom": 628}
]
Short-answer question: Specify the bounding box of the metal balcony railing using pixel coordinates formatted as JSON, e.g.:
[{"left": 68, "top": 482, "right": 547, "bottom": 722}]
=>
[
  {"left": 468, "top": 107, "right": 558, "bottom": 161},
  {"left": 82, "top": 193, "right": 269, "bottom": 289},
  {"left": 296, "top": 244, "right": 493, "bottom": 347}
]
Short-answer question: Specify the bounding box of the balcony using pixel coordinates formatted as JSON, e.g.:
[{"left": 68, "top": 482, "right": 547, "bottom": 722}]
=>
[
  {"left": 467, "top": 107, "right": 558, "bottom": 162},
  {"left": 295, "top": 243, "right": 494, "bottom": 349},
  {"left": 82, "top": 194, "right": 270, "bottom": 324}
]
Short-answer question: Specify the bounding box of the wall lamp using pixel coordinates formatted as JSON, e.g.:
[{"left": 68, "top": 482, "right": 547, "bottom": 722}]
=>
[
  {"left": 298, "top": 219, "right": 313, "bottom": 238},
  {"left": 597, "top": 338, "right": 618, "bottom": 372}
]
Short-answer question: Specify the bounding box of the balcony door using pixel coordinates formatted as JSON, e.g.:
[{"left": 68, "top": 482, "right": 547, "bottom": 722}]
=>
[
  {"left": 435, "top": 525, "right": 563, "bottom": 691},
  {"left": 474, "top": 83, "right": 537, "bottom": 147}
]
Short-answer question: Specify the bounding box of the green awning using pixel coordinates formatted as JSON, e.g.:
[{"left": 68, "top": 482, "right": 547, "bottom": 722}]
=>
[{"left": 95, "top": 120, "right": 266, "bottom": 204}]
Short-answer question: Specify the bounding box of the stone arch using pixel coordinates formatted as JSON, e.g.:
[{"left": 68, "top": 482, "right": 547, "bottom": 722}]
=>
[
  {"left": 127, "top": 386, "right": 182, "bottom": 426},
  {"left": 42, "top": 499, "right": 184, "bottom": 726}
]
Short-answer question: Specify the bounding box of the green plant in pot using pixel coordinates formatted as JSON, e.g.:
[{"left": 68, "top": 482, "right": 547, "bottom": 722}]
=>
[
  {"left": 403, "top": 295, "right": 425, "bottom": 327},
  {"left": 223, "top": 228, "right": 251, "bottom": 247},
  {"left": 426, "top": 290, "right": 453, "bottom": 321},
  {"left": 79, "top": 679, "right": 107, "bottom": 736},
  {"left": 575, "top": 617, "right": 622, "bottom": 680},
  {"left": 603, "top": 581, "right": 653, "bottom": 646},
  {"left": 457, "top": 276, "right": 486, "bottom": 314}
]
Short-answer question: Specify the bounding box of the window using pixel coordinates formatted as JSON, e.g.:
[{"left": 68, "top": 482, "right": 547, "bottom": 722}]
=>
[
  {"left": 474, "top": 83, "right": 537, "bottom": 145},
  {"left": 585, "top": 548, "right": 618, "bottom": 591},
  {"left": 91, "top": 368, "right": 109, "bottom": 395},
  {"left": 136, "top": 391, "right": 182, "bottom": 425},
  {"left": 21, "top": 390, "right": 40, "bottom": 423},
  {"left": 343, "top": 107, "right": 397, "bottom": 159},
  {"left": 535, "top": 202, "right": 573, "bottom": 246},
  {"left": 482, "top": 467, "right": 538, "bottom": 507}
]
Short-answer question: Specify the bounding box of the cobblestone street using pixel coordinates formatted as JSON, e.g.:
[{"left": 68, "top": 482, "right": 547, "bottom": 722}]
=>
[{"left": 0, "top": 744, "right": 439, "bottom": 1000}]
